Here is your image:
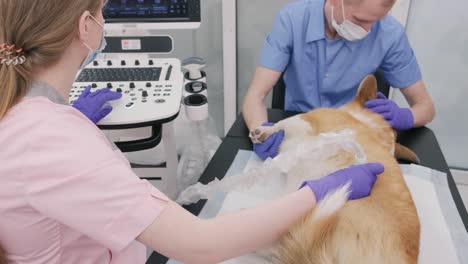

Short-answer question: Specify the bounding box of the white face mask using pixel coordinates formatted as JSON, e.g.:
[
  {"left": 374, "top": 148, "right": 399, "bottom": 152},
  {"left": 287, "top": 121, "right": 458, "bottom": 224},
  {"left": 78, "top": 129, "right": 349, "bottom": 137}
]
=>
[
  {"left": 80, "top": 14, "right": 107, "bottom": 69},
  {"left": 331, "top": 0, "right": 370, "bottom": 41}
]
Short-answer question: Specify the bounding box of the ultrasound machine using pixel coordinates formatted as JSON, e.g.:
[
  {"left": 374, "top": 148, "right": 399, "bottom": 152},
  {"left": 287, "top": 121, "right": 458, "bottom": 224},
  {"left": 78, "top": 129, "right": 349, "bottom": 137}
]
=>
[{"left": 71, "top": 0, "right": 201, "bottom": 198}]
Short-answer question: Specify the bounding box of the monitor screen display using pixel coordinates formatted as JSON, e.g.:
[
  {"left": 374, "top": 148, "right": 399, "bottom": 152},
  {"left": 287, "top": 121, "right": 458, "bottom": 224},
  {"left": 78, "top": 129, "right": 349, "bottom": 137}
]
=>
[{"left": 104, "top": 0, "right": 196, "bottom": 21}]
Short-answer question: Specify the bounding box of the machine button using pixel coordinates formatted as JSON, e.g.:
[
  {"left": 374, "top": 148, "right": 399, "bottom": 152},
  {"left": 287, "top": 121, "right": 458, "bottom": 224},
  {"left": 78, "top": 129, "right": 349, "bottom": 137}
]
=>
[
  {"left": 125, "top": 102, "right": 134, "bottom": 108},
  {"left": 155, "top": 99, "right": 166, "bottom": 103},
  {"left": 142, "top": 91, "right": 149, "bottom": 97}
]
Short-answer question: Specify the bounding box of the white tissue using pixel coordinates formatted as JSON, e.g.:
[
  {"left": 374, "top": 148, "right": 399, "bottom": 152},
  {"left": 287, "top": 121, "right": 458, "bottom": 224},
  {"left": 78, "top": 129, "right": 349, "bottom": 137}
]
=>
[{"left": 177, "top": 129, "right": 366, "bottom": 205}]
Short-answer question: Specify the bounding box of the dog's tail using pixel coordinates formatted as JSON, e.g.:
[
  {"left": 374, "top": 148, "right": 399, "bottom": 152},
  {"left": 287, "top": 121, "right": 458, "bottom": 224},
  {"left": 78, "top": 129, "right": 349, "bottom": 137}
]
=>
[
  {"left": 395, "top": 143, "right": 420, "bottom": 164},
  {"left": 274, "top": 184, "right": 350, "bottom": 264}
]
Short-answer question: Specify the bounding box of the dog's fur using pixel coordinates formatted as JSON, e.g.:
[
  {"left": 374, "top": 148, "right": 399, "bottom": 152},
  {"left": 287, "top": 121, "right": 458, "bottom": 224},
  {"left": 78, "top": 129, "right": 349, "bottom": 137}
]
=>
[{"left": 251, "top": 75, "right": 420, "bottom": 264}]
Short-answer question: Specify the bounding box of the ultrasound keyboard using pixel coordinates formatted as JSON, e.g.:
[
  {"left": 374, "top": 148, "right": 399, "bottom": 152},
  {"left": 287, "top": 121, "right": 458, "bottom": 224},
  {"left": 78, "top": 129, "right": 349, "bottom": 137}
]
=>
[{"left": 71, "top": 57, "right": 183, "bottom": 126}]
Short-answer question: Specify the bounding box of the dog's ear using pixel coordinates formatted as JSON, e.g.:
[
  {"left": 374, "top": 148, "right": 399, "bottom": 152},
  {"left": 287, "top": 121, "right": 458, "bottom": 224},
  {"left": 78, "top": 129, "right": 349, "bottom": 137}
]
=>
[{"left": 354, "top": 75, "right": 378, "bottom": 106}]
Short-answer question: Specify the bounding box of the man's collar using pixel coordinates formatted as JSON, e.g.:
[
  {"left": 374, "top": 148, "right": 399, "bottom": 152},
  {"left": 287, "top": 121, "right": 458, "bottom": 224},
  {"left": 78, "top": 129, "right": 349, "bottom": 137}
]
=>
[
  {"left": 305, "top": 0, "right": 326, "bottom": 43},
  {"left": 344, "top": 40, "right": 358, "bottom": 51}
]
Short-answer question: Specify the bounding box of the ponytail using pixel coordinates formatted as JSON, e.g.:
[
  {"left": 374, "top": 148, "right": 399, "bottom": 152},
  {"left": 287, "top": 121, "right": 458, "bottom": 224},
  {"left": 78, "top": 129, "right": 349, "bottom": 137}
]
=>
[
  {"left": 0, "top": 0, "right": 104, "bottom": 120},
  {"left": 0, "top": 243, "right": 8, "bottom": 264},
  {"left": 0, "top": 44, "right": 30, "bottom": 119}
]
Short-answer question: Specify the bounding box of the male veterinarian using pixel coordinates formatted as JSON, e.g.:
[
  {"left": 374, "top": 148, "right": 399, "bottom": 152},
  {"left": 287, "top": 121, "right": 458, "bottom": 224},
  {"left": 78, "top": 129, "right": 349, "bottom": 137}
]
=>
[{"left": 243, "top": 0, "right": 435, "bottom": 160}]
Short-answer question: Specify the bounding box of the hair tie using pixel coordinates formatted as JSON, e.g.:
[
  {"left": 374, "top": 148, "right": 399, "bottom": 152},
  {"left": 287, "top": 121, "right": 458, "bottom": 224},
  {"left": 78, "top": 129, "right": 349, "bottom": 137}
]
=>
[{"left": 0, "top": 43, "right": 27, "bottom": 66}]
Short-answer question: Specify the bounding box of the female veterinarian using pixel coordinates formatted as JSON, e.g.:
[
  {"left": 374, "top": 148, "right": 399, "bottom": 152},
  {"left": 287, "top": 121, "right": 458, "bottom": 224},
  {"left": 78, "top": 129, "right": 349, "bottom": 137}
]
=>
[{"left": 0, "top": 0, "right": 384, "bottom": 263}]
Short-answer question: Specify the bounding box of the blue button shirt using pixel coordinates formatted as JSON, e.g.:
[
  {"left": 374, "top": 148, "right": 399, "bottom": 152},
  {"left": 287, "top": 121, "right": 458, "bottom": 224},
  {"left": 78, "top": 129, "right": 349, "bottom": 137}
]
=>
[{"left": 259, "top": 0, "right": 422, "bottom": 112}]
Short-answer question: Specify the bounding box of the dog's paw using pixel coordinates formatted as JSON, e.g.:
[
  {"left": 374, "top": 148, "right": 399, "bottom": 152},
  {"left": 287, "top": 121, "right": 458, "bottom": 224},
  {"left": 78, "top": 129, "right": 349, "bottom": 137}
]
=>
[{"left": 249, "top": 126, "right": 274, "bottom": 144}]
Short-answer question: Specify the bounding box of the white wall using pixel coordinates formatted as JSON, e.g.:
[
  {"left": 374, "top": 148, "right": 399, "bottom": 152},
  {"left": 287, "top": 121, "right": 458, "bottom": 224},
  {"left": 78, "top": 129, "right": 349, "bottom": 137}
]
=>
[
  {"left": 237, "top": 0, "right": 295, "bottom": 110},
  {"left": 393, "top": 0, "right": 468, "bottom": 169},
  {"left": 157, "top": 0, "right": 225, "bottom": 136}
]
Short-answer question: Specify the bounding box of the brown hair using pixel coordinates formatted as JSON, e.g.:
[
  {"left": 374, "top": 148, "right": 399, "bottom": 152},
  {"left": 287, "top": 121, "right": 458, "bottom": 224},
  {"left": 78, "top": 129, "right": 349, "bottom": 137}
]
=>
[
  {"left": 0, "top": 1, "right": 105, "bottom": 261},
  {"left": 0, "top": 0, "right": 104, "bottom": 120},
  {"left": 0, "top": 245, "right": 6, "bottom": 264}
]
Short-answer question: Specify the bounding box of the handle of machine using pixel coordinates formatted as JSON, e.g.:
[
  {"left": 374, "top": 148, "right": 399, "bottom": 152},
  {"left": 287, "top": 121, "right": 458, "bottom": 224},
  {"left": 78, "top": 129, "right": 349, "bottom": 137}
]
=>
[{"left": 114, "top": 124, "right": 163, "bottom": 153}]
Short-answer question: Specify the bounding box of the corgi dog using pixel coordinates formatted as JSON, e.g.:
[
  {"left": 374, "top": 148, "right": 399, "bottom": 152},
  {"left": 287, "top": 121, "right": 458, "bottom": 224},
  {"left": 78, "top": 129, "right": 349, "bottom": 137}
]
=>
[{"left": 250, "top": 75, "right": 420, "bottom": 264}]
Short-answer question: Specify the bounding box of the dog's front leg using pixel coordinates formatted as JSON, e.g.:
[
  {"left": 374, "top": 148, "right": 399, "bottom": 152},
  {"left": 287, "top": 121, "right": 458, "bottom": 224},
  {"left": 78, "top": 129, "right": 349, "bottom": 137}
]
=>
[
  {"left": 249, "top": 124, "right": 281, "bottom": 144},
  {"left": 249, "top": 115, "right": 313, "bottom": 144}
]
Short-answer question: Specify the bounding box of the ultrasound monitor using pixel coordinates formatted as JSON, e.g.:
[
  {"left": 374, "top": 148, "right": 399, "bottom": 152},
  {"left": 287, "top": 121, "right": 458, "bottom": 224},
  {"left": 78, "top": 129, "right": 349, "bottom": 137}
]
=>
[{"left": 104, "top": 0, "right": 201, "bottom": 33}]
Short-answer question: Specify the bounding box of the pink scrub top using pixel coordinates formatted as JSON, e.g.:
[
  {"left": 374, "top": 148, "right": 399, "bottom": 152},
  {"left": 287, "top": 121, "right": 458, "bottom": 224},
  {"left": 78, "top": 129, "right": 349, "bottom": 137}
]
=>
[{"left": 0, "top": 81, "right": 169, "bottom": 263}]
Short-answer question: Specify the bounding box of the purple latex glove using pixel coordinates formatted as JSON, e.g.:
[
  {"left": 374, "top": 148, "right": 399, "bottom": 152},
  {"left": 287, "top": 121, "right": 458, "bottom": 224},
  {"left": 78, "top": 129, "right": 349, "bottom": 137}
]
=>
[
  {"left": 365, "top": 92, "right": 414, "bottom": 131},
  {"left": 253, "top": 122, "right": 285, "bottom": 160},
  {"left": 72, "top": 86, "right": 122, "bottom": 124},
  {"left": 300, "top": 163, "right": 384, "bottom": 201}
]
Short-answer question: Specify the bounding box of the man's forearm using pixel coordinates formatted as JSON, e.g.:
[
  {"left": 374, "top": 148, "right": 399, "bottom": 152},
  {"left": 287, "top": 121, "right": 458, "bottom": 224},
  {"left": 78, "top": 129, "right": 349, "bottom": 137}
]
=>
[
  {"left": 400, "top": 80, "right": 435, "bottom": 128},
  {"left": 410, "top": 98, "right": 435, "bottom": 127},
  {"left": 243, "top": 94, "right": 269, "bottom": 131},
  {"left": 242, "top": 67, "right": 283, "bottom": 131}
]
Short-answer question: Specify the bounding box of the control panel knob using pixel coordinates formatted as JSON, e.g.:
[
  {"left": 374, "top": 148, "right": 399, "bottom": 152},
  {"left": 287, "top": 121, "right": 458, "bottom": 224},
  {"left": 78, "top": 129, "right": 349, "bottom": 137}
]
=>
[
  {"left": 149, "top": 60, "right": 154, "bottom": 65},
  {"left": 107, "top": 83, "right": 113, "bottom": 89},
  {"left": 91, "top": 83, "right": 97, "bottom": 88},
  {"left": 107, "top": 60, "right": 112, "bottom": 66},
  {"left": 116, "top": 88, "right": 123, "bottom": 93},
  {"left": 135, "top": 60, "right": 140, "bottom": 66},
  {"left": 146, "top": 82, "right": 152, "bottom": 88},
  {"left": 93, "top": 61, "right": 99, "bottom": 66},
  {"left": 142, "top": 91, "right": 148, "bottom": 98},
  {"left": 121, "top": 60, "right": 126, "bottom": 66},
  {"left": 130, "top": 82, "right": 135, "bottom": 89}
]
